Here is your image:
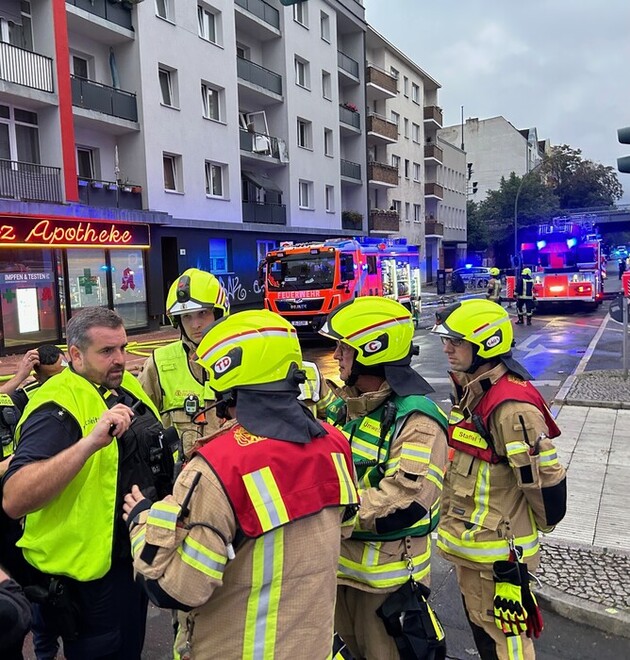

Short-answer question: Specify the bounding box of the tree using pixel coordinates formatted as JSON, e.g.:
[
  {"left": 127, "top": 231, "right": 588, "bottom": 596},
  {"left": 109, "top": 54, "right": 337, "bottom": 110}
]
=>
[{"left": 466, "top": 200, "right": 489, "bottom": 251}]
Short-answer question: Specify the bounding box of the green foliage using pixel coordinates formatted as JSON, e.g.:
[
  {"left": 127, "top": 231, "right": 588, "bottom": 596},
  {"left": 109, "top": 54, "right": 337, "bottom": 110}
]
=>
[{"left": 466, "top": 200, "right": 490, "bottom": 251}]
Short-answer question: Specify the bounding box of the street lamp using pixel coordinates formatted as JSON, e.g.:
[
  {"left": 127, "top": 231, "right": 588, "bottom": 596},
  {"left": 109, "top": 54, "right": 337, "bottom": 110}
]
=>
[{"left": 513, "top": 160, "right": 544, "bottom": 274}]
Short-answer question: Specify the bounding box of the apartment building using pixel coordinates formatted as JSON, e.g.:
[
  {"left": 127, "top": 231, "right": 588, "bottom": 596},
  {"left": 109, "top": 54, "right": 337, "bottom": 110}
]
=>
[
  {"left": 0, "top": 0, "right": 367, "bottom": 352},
  {"left": 437, "top": 136, "right": 467, "bottom": 269},
  {"left": 439, "top": 116, "right": 547, "bottom": 202}
]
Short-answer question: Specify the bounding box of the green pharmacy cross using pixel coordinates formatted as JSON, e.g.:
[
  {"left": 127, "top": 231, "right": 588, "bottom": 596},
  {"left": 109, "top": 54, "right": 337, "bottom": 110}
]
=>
[
  {"left": 78, "top": 268, "right": 98, "bottom": 295},
  {"left": 2, "top": 289, "right": 16, "bottom": 303}
]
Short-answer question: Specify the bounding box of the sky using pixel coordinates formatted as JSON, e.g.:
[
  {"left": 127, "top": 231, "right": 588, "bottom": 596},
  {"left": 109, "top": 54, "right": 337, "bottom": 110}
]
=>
[{"left": 363, "top": 0, "right": 630, "bottom": 202}]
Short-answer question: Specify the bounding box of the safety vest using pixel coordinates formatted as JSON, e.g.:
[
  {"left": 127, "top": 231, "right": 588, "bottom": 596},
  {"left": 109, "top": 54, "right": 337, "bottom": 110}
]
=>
[
  {"left": 153, "top": 341, "right": 215, "bottom": 414},
  {"left": 0, "top": 393, "right": 16, "bottom": 459},
  {"left": 15, "top": 368, "right": 160, "bottom": 581},
  {"left": 517, "top": 275, "right": 534, "bottom": 298},
  {"left": 447, "top": 373, "right": 560, "bottom": 464},
  {"left": 196, "top": 422, "right": 358, "bottom": 538},
  {"left": 326, "top": 394, "right": 447, "bottom": 541}
]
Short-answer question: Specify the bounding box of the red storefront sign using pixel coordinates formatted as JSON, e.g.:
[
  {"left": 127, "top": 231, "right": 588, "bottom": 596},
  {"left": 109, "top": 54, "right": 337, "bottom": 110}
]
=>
[{"left": 0, "top": 215, "right": 150, "bottom": 249}]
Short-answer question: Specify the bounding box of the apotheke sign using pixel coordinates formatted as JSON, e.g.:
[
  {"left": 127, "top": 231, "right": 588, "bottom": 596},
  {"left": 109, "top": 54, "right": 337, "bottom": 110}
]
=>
[{"left": 0, "top": 216, "right": 150, "bottom": 249}]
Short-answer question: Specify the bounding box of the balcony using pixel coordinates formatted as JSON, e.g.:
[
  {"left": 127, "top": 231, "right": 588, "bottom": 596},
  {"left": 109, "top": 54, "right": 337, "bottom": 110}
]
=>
[
  {"left": 368, "top": 161, "right": 398, "bottom": 189},
  {"left": 0, "top": 42, "right": 54, "bottom": 93},
  {"left": 239, "top": 129, "right": 286, "bottom": 166},
  {"left": 337, "top": 50, "right": 360, "bottom": 82},
  {"left": 339, "top": 105, "right": 361, "bottom": 134},
  {"left": 0, "top": 160, "right": 62, "bottom": 204},
  {"left": 424, "top": 182, "right": 444, "bottom": 199},
  {"left": 234, "top": 0, "right": 281, "bottom": 40},
  {"left": 66, "top": 0, "right": 133, "bottom": 31},
  {"left": 366, "top": 65, "right": 397, "bottom": 100},
  {"left": 77, "top": 178, "right": 142, "bottom": 210},
  {"left": 367, "top": 113, "right": 397, "bottom": 144},
  {"left": 424, "top": 144, "right": 443, "bottom": 164},
  {"left": 237, "top": 57, "right": 283, "bottom": 107},
  {"left": 242, "top": 201, "right": 286, "bottom": 225},
  {"left": 423, "top": 105, "right": 443, "bottom": 129},
  {"left": 342, "top": 211, "right": 363, "bottom": 232},
  {"left": 369, "top": 210, "right": 400, "bottom": 234},
  {"left": 71, "top": 75, "right": 137, "bottom": 122},
  {"left": 425, "top": 220, "right": 444, "bottom": 237},
  {"left": 340, "top": 159, "right": 361, "bottom": 182}
]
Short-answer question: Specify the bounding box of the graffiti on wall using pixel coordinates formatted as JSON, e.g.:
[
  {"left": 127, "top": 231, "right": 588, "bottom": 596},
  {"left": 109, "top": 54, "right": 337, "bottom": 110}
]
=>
[{"left": 216, "top": 274, "right": 264, "bottom": 305}]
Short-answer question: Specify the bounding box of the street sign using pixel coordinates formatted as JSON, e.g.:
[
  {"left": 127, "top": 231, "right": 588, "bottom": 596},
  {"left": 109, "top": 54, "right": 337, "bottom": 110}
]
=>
[{"left": 609, "top": 294, "right": 627, "bottom": 324}]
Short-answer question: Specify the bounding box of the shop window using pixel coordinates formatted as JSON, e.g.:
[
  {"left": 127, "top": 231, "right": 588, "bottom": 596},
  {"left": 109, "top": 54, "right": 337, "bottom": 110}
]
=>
[
  {"left": 209, "top": 238, "right": 228, "bottom": 274},
  {"left": 67, "top": 248, "right": 107, "bottom": 314},
  {"left": 111, "top": 249, "right": 147, "bottom": 329},
  {"left": 257, "top": 240, "right": 276, "bottom": 265}
]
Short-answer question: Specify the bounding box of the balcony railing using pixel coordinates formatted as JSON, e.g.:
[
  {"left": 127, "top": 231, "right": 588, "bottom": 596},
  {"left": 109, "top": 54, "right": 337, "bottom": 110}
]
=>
[
  {"left": 0, "top": 160, "right": 62, "bottom": 203},
  {"left": 77, "top": 178, "right": 142, "bottom": 210},
  {"left": 425, "top": 220, "right": 444, "bottom": 236},
  {"left": 242, "top": 201, "right": 286, "bottom": 225},
  {"left": 71, "top": 75, "right": 137, "bottom": 122},
  {"left": 366, "top": 65, "right": 398, "bottom": 95},
  {"left": 237, "top": 57, "right": 282, "bottom": 96},
  {"left": 337, "top": 50, "right": 359, "bottom": 78},
  {"left": 66, "top": 0, "right": 133, "bottom": 30},
  {"left": 235, "top": 0, "right": 280, "bottom": 29},
  {"left": 239, "top": 129, "right": 281, "bottom": 159},
  {"left": 423, "top": 105, "right": 443, "bottom": 126},
  {"left": 368, "top": 161, "right": 398, "bottom": 186},
  {"left": 340, "top": 159, "right": 361, "bottom": 180},
  {"left": 339, "top": 105, "right": 360, "bottom": 129},
  {"left": 0, "top": 42, "right": 54, "bottom": 93},
  {"left": 342, "top": 211, "right": 363, "bottom": 232},
  {"left": 369, "top": 210, "right": 400, "bottom": 233},
  {"left": 424, "top": 144, "right": 443, "bottom": 162},
  {"left": 424, "top": 182, "right": 444, "bottom": 198},
  {"left": 367, "top": 113, "right": 398, "bottom": 142}
]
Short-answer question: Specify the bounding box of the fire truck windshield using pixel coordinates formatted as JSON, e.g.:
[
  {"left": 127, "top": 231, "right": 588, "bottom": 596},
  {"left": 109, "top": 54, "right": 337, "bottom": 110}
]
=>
[{"left": 267, "top": 253, "right": 335, "bottom": 290}]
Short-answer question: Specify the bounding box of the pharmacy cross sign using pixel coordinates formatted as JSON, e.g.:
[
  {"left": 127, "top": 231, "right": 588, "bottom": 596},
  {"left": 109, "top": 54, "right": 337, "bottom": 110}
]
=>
[{"left": 78, "top": 269, "right": 98, "bottom": 295}]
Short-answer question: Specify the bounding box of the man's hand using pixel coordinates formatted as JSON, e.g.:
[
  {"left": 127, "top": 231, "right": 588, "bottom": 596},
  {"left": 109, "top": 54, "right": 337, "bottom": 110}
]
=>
[
  {"left": 123, "top": 484, "right": 146, "bottom": 522},
  {"left": 86, "top": 403, "right": 135, "bottom": 451},
  {"left": 15, "top": 349, "right": 40, "bottom": 382}
]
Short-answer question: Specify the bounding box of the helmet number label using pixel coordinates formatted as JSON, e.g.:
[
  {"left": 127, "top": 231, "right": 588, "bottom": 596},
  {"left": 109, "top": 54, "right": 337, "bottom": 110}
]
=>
[{"left": 214, "top": 356, "right": 232, "bottom": 374}]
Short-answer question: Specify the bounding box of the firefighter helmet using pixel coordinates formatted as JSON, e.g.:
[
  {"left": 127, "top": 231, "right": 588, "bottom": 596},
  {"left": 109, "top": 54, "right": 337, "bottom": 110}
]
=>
[
  {"left": 490, "top": 267, "right": 500, "bottom": 276},
  {"left": 166, "top": 268, "right": 229, "bottom": 327},
  {"left": 195, "top": 309, "right": 302, "bottom": 393},
  {"left": 432, "top": 299, "right": 513, "bottom": 360},
  {"left": 521, "top": 267, "right": 532, "bottom": 276},
  {"left": 319, "top": 296, "right": 414, "bottom": 366}
]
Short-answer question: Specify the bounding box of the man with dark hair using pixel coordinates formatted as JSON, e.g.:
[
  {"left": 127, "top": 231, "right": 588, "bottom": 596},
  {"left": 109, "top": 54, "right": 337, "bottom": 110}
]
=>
[{"left": 2, "top": 307, "right": 172, "bottom": 660}]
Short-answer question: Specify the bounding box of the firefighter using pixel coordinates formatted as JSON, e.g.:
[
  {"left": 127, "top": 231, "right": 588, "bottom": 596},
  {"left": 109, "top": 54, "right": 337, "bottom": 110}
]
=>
[
  {"left": 138, "top": 268, "right": 229, "bottom": 460},
  {"left": 123, "top": 309, "right": 359, "bottom": 659},
  {"left": 319, "top": 296, "right": 448, "bottom": 659},
  {"left": 515, "top": 267, "right": 535, "bottom": 325},
  {"left": 432, "top": 299, "right": 567, "bottom": 660},
  {"left": 487, "top": 267, "right": 502, "bottom": 305}
]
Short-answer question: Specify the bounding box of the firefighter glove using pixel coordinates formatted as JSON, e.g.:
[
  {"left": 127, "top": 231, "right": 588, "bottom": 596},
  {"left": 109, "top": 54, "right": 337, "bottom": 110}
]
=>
[
  {"left": 518, "top": 561, "right": 544, "bottom": 639},
  {"left": 493, "top": 560, "right": 528, "bottom": 636}
]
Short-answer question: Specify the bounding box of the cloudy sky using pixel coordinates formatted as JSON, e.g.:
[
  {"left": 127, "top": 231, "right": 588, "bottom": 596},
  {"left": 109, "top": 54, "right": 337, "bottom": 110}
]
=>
[{"left": 363, "top": 0, "right": 630, "bottom": 201}]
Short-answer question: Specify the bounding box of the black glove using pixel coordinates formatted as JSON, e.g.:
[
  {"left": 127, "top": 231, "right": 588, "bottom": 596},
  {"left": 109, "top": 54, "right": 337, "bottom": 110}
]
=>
[{"left": 518, "top": 561, "right": 544, "bottom": 639}]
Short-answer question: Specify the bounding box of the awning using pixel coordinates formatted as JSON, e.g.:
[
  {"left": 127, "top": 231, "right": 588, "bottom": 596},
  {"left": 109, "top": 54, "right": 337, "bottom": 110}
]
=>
[{"left": 242, "top": 171, "right": 282, "bottom": 193}]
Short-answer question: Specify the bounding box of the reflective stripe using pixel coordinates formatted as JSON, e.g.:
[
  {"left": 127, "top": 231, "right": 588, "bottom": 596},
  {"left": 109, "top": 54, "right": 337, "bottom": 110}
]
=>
[
  {"left": 507, "top": 632, "right": 525, "bottom": 659},
  {"left": 463, "top": 461, "right": 491, "bottom": 542},
  {"left": 437, "top": 528, "right": 539, "bottom": 562},
  {"left": 177, "top": 535, "right": 226, "bottom": 580},
  {"left": 331, "top": 452, "right": 358, "bottom": 506},
  {"left": 539, "top": 449, "right": 558, "bottom": 466},
  {"left": 147, "top": 502, "right": 180, "bottom": 531},
  {"left": 425, "top": 464, "right": 444, "bottom": 490},
  {"left": 400, "top": 443, "right": 430, "bottom": 465},
  {"left": 506, "top": 441, "right": 529, "bottom": 457},
  {"left": 243, "top": 467, "right": 290, "bottom": 533},
  {"left": 130, "top": 527, "right": 145, "bottom": 559},
  {"left": 243, "top": 528, "right": 284, "bottom": 660}
]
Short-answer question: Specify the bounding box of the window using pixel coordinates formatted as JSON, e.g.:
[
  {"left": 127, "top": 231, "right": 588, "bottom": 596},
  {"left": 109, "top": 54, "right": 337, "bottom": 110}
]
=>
[
  {"left": 297, "top": 118, "right": 312, "bottom": 149},
  {"left": 162, "top": 153, "right": 181, "bottom": 192},
  {"left": 295, "top": 57, "right": 310, "bottom": 89},
  {"left": 236, "top": 43, "right": 249, "bottom": 60},
  {"left": 390, "top": 111, "right": 400, "bottom": 132},
  {"left": 197, "top": 5, "right": 217, "bottom": 43},
  {"left": 404, "top": 160, "right": 410, "bottom": 179},
  {"left": 76, "top": 147, "right": 96, "bottom": 179},
  {"left": 320, "top": 11, "right": 330, "bottom": 41},
  {"left": 0, "top": 1, "right": 33, "bottom": 50},
  {"left": 0, "top": 105, "right": 40, "bottom": 164},
  {"left": 414, "top": 204, "right": 421, "bottom": 222},
  {"left": 390, "top": 66, "right": 399, "bottom": 80},
  {"left": 205, "top": 161, "right": 226, "bottom": 198},
  {"left": 257, "top": 240, "right": 276, "bottom": 265},
  {"left": 413, "top": 162, "right": 421, "bottom": 181},
  {"left": 324, "top": 128, "right": 333, "bottom": 157},
  {"left": 412, "top": 83, "right": 420, "bottom": 103},
  {"left": 403, "top": 76, "right": 409, "bottom": 97},
  {"left": 158, "top": 66, "right": 178, "bottom": 107},
  {"left": 71, "top": 55, "right": 89, "bottom": 80},
  {"left": 201, "top": 83, "right": 222, "bottom": 121},
  {"left": 405, "top": 202, "right": 410, "bottom": 222},
  {"left": 299, "top": 180, "right": 313, "bottom": 209},
  {"left": 392, "top": 199, "right": 401, "bottom": 214},
  {"left": 403, "top": 118, "right": 409, "bottom": 139},
  {"left": 391, "top": 154, "right": 400, "bottom": 170},
  {"left": 325, "top": 185, "right": 334, "bottom": 212},
  {"left": 412, "top": 122, "right": 420, "bottom": 143},
  {"left": 155, "top": 0, "right": 172, "bottom": 21},
  {"left": 322, "top": 70, "right": 332, "bottom": 100},
  {"left": 293, "top": 2, "right": 308, "bottom": 27},
  {"left": 209, "top": 238, "right": 228, "bottom": 273}
]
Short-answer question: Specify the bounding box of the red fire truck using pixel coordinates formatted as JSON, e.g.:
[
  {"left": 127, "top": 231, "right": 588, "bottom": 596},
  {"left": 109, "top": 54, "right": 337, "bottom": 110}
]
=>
[
  {"left": 262, "top": 237, "right": 421, "bottom": 334},
  {"left": 506, "top": 219, "right": 604, "bottom": 308}
]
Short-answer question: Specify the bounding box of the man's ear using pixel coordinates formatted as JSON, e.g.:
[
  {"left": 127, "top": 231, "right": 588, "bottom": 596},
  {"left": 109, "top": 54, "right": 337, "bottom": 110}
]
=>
[{"left": 68, "top": 344, "right": 81, "bottom": 367}]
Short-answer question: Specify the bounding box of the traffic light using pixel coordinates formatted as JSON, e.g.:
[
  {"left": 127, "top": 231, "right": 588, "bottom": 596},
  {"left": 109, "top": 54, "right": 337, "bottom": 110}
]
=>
[{"left": 618, "top": 127, "right": 630, "bottom": 174}]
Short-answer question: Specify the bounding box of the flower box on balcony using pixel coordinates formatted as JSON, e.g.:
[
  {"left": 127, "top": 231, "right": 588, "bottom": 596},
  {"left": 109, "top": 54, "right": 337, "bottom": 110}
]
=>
[
  {"left": 78, "top": 178, "right": 89, "bottom": 187},
  {"left": 131, "top": 186, "right": 142, "bottom": 194},
  {"left": 107, "top": 183, "right": 118, "bottom": 191},
  {"left": 121, "top": 185, "right": 133, "bottom": 193},
  {"left": 342, "top": 103, "right": 358, "bottom": 113},
  {"left": 91, "top": 181, "right": 103, "bottom": 189}
]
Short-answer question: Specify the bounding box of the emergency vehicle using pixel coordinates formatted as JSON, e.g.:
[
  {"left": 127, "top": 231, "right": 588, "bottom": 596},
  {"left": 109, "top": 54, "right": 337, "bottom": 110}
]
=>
[
  {"left": 506, "top": 219, "right": 604, "bottom": 308},
  {"left": 262, "top": 237, "right": 421, "bottom": 334}
]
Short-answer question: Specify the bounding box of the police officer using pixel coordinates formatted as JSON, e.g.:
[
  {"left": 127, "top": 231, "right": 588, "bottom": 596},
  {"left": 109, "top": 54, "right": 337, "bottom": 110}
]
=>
[
  {"left": 319, "top": 297, "right": 448, "bottom": 659},
  {"left": 515, "top": 267, "right": 535, "bottom": 325},
  {"left": 2, "top": 307, "right": 172, "bottom": 660},
  {"left": 139, "top": 268, "right": 229, "bottom": 459},
  {"left": 487, "top": 268, "right": 502, "bottom": 305},
  {"left": 432, "top": 299, "right": 567, "bottom": 660},
  {"left": 123, "top": 309, "right": 359, "bottom": 659}
]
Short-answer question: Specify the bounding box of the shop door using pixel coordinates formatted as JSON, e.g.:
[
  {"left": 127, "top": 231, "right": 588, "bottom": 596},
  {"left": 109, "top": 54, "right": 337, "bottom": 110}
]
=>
[{"left": 66, "top": 248, "right": 109, "bottom": 315}]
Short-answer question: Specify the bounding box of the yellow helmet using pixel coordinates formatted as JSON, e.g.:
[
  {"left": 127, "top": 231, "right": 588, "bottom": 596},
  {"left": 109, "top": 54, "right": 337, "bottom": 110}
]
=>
[
  {"left": 166, "top": 268, "right": 229, "bottom": 327},
  {"left": 431, "top": 299, "right": 513, "bottom": 360},
  {"left": 319, "top": 296, "right": 414, "bottom": 366},
  {"left": 490, "top": 267, "right": 500, "bottom": 276},
  {"left": 521, "top": 267, "right": 532, "bottom": 276},
  {"left": 195, "top": 309, "right": 302, "bottom": 393}
]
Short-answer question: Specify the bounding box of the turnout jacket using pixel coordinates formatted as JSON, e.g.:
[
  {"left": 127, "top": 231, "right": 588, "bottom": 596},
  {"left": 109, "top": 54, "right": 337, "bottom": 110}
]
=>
[
  {"left": 128, "top": 420, "right": 358, "bottom": 660},
  {"left": 438, "top": 363, "right": 567, "bottom": 572},
  {"left": 328, "top": 382, "right": 448, "bottom": 593},
  {"left": 138, "top": 336, "right": 221, "bottom": 458}
]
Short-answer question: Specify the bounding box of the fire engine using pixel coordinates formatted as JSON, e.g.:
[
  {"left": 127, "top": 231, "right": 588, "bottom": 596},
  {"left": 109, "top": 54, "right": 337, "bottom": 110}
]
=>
[
  {"left": 506, "top": 219, "right": 604, "bottom": 308},
  {"left": 262, "top": 237, "right": 421, "bottom": 334}
]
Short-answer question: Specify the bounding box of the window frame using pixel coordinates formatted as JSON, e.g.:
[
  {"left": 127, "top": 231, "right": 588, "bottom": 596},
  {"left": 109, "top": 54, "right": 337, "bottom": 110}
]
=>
[
  {"left": 209, "top": 238, "right": 229, "bottom": 274},
  {"left": 162, "top": 152, "right": 182, "bottom": 192},
  {"left": 76, "top": 146, "right": 96, "bottom": 180},
  {"left": 321, "top": 70, "right": 332, "bottom": 100},
  {"left": 155, "top": 0, "right": 172, "bottom": 22},
  {"left": 294, "top": 56, "right": 310, "bottom": 90},
  {"left": 324, "top": 127, "right": 333, "bottom": 157},
  {"left": 320, "top": 11, "right": 330, "bottom": 42},
  {"left": 158, "top": 66, "right": 178, "bottom": 108},
  {"left": 201, "top": 82, "right": 222, "bottom": 122},
  {"left": 298, "top": 179, "right": 313, "bottom": 209},
  {"left": 297, "top": 118, "right": 312, "bottom": 150},
  {"left": 197, "top": 4, "right": 217, "bottom": 44},
  {"left": 325, "top": 184, "right": 335, "bottom": 213},
  {"left": 205, "top": 160, "right": 226, "bottom": 199},
  {"left": 293, "top": 2, "right": 308, "bottom": 28},
  {"left": 412, "top": 122, "right": 420, "bottom": 143},
  {"left": 411, "top": 82, "right": 420, "bottom": 104}
]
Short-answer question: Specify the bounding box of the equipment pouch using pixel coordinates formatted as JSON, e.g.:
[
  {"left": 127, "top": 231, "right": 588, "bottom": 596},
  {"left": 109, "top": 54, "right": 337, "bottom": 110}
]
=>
[
  {"left": 376, "top": 579, "right": 446, "bottom": 660},
  {"left": 25, "top": 576, "right": 82, "bottom": 641}
]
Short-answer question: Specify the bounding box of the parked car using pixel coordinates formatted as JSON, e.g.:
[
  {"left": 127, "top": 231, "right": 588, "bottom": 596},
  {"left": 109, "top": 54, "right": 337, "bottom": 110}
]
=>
[{"left": 451, "top": 266, "right": 492, "bottom": 292}]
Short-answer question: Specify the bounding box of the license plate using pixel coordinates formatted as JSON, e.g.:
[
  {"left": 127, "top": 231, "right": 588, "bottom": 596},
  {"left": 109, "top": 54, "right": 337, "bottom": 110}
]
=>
[{"left": 291, "top": 320, "right": 309, "bottom": 327}]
